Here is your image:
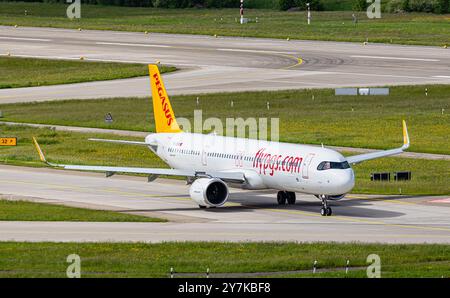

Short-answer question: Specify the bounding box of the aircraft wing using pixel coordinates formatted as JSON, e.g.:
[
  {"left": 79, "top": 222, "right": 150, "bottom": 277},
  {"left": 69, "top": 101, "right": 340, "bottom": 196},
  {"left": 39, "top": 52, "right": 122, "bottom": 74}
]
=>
[
  {"left": 346, "top": 120, "right": 410, "bottom": 164},
  {"left": 32, "top": 137, "right": 245, "bottom": 183}
]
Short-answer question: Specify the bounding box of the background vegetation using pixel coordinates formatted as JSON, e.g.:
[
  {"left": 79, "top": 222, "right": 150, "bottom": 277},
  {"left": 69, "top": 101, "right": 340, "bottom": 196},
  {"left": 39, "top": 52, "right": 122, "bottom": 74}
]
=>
[
  {"left": 1, "top": 85, "right": 448, "bottom": 155},
  {"left": 0, "top": 199, "right": 166, "bottom": 221},
  {"left": 2, "top": 0, "right": 448, "bottom": 13},
  {"left": 1, "top": 2, "right": 448, "bottom": 46},
  {"left": 0, "top": 57, "right": 175, "bottom": 89},
  {"left": 0, "top": 241, "right": 448, "bottom": 277}
]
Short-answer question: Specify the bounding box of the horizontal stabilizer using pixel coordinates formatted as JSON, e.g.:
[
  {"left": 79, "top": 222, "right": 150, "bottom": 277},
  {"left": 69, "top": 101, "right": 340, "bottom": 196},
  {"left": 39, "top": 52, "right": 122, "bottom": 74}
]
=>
[{"left": 88, "top": 138, "right": 150, "bottom": 146}]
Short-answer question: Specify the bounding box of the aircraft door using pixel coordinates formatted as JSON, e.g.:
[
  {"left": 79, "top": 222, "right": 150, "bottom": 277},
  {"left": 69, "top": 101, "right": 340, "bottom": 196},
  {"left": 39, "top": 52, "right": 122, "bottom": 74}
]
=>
[
  {"left": 235, "top": 151, "right": 244, "bottom": 168},
  {"left": 302, "top": 153, "right": 315, "bottom": 179},
  {"left": 201, "top": 148, "right": 208, "bottom": 166}
]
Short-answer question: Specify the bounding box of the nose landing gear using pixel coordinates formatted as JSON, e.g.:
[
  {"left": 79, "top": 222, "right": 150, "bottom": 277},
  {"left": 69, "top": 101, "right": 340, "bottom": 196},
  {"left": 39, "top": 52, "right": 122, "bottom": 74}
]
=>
[{"left": 319, "top": 195, "right": 332, "bottom": 216}]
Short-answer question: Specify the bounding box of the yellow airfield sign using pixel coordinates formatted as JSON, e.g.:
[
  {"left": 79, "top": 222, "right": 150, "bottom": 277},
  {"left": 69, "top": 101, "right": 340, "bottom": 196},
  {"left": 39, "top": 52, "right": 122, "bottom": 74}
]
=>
[{"left": 0, "top": 137, "right": 17, "bottom": 146}]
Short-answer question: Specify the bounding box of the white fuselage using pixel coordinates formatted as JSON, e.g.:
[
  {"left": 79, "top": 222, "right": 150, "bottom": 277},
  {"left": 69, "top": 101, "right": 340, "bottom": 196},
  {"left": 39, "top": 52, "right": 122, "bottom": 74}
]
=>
[{"left": 146, "top": 133, "right": 355, "bottom": 196}]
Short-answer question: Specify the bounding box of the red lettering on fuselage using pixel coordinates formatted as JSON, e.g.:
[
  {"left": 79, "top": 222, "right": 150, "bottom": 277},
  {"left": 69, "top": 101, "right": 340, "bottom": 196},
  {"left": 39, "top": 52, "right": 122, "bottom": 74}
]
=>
[{"left": 252, "top": 148, "right": 303, "bottom": 176}]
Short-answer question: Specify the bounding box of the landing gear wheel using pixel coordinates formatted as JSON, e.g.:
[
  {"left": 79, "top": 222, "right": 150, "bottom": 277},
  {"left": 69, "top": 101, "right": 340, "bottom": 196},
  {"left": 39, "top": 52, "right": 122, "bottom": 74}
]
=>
[
  {"left": 277, "top": 191, "right": 287, "bottom": 205},
  {"left": 287, "top": 192, "right": 296, "bottom": 205},
  {"left": 319, "top": 195, "right": 333, "bottom": 216}
]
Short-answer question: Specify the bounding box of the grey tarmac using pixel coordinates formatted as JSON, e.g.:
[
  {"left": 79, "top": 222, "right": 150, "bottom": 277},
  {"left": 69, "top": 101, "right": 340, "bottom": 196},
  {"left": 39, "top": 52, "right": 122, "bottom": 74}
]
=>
[
  {"left": 0, "top": 165, "right": 449, "bottom": 244},
  {"left": 0, "top": 26, "right": 449, "bottom": 103}
]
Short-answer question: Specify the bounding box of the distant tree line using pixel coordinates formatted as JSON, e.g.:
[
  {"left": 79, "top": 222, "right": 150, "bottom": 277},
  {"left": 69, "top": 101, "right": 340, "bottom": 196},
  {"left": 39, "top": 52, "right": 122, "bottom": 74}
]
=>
[
  {"left": 1, "top": 0, "right": 245, "bottom": 8},
  {"left": 278, "top": 0, "right": 323, "bottom": 11},
  {"left": 2, "top": 0, "right": 449, "bottom": 13}
]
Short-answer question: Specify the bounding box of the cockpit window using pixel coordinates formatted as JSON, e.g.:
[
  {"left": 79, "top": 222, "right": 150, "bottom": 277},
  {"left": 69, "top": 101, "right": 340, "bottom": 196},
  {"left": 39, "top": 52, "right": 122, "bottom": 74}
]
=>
[{"left": 317, "top": 161, "right": 350, "bottom": 171}]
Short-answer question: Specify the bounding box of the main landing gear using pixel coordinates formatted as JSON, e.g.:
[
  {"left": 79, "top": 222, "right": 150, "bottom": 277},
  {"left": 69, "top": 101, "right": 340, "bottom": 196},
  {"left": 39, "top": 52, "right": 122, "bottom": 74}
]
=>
[
  {"left": 277, "top": 191, "right": 296, "bottom": 205},
  {"left": 319, "top": 195, "right": 332, "bottom": 216}
]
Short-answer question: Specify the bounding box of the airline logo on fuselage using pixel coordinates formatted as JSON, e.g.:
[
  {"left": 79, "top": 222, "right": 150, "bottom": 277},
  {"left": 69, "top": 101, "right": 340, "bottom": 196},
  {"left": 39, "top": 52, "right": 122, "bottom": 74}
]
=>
[
  {"left": 153, "top": 73, "right": 174, "bottom": 126},
  {"left": 253, "top": 148, "right": 303, "bottom": 176}
]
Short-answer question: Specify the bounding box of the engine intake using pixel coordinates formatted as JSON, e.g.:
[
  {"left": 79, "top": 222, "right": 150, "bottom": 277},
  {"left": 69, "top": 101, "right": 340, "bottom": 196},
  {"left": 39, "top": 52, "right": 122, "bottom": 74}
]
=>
[{"left": 189, "top": 178, "right": 229, "bottom": 207}]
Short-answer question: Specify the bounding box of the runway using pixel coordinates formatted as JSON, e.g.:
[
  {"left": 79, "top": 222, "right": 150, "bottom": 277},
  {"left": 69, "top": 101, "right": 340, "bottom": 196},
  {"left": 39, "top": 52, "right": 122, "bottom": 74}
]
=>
[
  {"left": 0, "top": 165, "right": 449, "bottom": 243},
  {"left": 1, "top": 26, "right": 449, "bottom": 244},
  {"left": 1, "top": 26, "right": 450, "bottom": 103}
]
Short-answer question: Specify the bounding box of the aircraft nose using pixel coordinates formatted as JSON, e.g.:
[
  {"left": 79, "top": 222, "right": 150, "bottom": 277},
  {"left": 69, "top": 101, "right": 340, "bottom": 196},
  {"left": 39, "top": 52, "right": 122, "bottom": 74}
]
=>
[{"left": 340, "top": 169, "right": 355, "bottom": 192}]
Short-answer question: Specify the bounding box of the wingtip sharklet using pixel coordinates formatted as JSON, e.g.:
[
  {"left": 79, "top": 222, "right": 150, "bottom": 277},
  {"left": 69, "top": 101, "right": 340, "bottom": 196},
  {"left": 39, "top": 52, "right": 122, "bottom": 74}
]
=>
[
  {"left": 32, "top": 137, "right": 47, "bottom": 163},
  {"left": 402, "top": 120, "right": 410, "bottom": 150}
]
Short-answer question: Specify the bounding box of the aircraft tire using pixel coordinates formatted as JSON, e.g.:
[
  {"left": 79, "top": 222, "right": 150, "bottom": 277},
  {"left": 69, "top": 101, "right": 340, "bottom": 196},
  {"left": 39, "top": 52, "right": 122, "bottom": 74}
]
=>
[
  {"left": 277, "top": 191, "right": 287, "bottom": 205},
  {"left": 287, "top": 192, "right": 296, "bottom": 205},
  {"left": 320, "top": 207, "right": 327, "bottom": 216}
]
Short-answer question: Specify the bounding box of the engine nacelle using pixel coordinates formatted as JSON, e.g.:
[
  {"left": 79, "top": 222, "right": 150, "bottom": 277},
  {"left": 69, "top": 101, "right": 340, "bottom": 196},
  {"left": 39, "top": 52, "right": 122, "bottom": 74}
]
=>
[
  {"left": 189, "top": 178, "right": 229, "bottom": 207},
  {"left": 328, "top": 194, "right": 346, "bottom": 201}
]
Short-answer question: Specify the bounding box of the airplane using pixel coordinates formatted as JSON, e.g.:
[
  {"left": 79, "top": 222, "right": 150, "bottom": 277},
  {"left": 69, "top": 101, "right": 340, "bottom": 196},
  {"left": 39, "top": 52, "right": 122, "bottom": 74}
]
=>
[{"left": 32, "top": 64, "right": 410, "bottom": 216}]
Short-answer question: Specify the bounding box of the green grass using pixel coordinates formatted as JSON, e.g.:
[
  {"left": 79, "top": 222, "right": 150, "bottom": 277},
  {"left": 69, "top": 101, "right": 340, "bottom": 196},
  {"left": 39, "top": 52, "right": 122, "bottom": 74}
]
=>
[
  {"left": 0, "top": 125, "right": 449, "bottom": 195},
  {"left": 0, "top": 199, "right": 166, "bottom": 222},
  {"left": 0, "top": 242, "right": 447, "bottom": 277},
  {"left": 1, "top": 85, "right": 449, "bottom": 155},
  {"left": 342, "top": 151, "right": 450, "bottom": 195},
  {"left": 0, "top": 56, "right": 175, "bottom": 89},
  {"left": 0, "top": 124, "right": 167, "bottom": 168},
  {"left": 0, "top": 3, "right": 449, "bottom": 46},
  {"left": 321, "top": 0, "right": 355, "bottom": 11}
]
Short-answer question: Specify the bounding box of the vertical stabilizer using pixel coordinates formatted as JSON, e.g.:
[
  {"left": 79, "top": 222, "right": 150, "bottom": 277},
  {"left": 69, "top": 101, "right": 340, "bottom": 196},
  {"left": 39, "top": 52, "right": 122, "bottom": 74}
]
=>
[{"left": 148, "top": 64, "right": 181, "bottom": 133}]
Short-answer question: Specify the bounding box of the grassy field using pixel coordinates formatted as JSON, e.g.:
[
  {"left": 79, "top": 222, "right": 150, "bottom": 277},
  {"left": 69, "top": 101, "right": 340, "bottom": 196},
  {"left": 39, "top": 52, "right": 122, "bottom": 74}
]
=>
[
  {"left": 0, "top": 125, "right": 448, "bottom": 195},
  {"left": 1, "top": 85, "right": 448, "bottom": 155},
  {"left": 0, "top": 124, "right": 167, "bottom": 168},
  {"left": 0, "top": 242, "right": 448, "bottom": 277},
  {"left": 0, "top": 199, "right": 165, "bottom": 222},
  {"left": 0, "top": 57, "right": 175, "bottom": 89},
  {"left": 0, "top": 2, "right": 449, "bottom": 46}
]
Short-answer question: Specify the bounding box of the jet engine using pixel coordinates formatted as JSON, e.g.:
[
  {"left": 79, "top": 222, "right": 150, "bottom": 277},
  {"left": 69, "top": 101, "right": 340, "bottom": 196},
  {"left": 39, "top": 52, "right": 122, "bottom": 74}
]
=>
[{"left": 189, "top": 178, "right": 229, "bottom": 207}]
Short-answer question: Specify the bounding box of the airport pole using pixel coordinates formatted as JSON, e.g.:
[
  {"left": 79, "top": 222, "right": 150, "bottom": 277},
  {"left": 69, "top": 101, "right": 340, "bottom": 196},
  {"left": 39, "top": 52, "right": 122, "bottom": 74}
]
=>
[
  {"left": 345, "top": 260, "right": 350, "bottom": 274},
  {"left": 240, "top": 0, "right": 244, "bottom": 24},
  {"left": 307, "top": 3, "right": 311, "bottom": 25},
  {"left": 170, "top": 267, "right": 174, "bottom": 278},
  {"left": 313, "top": 260, "right": 317, "bottom": 274}
]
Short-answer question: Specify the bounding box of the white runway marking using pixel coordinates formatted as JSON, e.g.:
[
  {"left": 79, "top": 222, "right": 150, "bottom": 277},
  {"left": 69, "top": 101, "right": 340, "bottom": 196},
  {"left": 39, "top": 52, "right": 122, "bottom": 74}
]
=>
[
  {"left": 217, "top": 48, "right": 297, "bottom": 55},
  {"left": 351, "top": 55, "right": 440, "bottom": 62},
  {"left": 433, "top": 75, "right": 450, "bottom": 79},
  {"left": 0, "top": 36, "right": 51, "bottom": 42},
  {"left": 95, "top": 42, "right": 172, "bottom": 48}
]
